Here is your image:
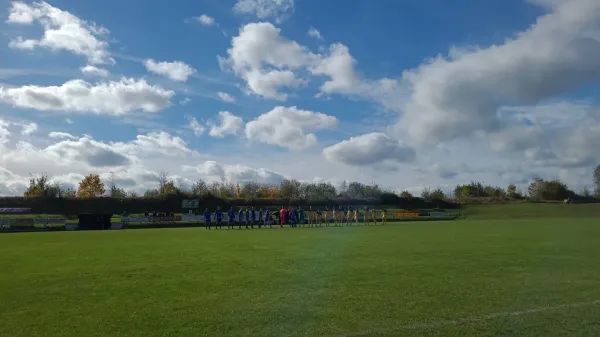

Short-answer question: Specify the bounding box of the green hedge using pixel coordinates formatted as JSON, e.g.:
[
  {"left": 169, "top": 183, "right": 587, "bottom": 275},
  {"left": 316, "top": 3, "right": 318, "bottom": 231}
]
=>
[{"left": 0, "top": 193, "right": 460, "bottom": 215}]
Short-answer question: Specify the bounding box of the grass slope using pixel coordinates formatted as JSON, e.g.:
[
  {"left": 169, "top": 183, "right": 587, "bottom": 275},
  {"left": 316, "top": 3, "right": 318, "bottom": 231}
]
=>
[
  {"left": 463, "top": 203, "right": 600, "bottom": 220},
  {"left": 1, "top": 213, "right": 600, "bottom": 336}
]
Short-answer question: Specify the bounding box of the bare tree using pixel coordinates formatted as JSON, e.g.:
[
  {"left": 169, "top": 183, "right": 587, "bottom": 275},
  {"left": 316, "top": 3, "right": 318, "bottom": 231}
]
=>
[
  {"left": 155, "top": 170, "right": 169, "bottom": 195},
  {"left": 594, "top": 165, "right": 600, "bottom": 198},
  {"left": 107, "top": 172, "right": 126, "bottom": 198}
]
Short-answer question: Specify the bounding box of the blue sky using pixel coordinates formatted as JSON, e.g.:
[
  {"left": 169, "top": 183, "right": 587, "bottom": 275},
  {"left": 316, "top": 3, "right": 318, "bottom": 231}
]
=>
[{"left": 0, "top": 0, "right": 599, "bottom": 196}]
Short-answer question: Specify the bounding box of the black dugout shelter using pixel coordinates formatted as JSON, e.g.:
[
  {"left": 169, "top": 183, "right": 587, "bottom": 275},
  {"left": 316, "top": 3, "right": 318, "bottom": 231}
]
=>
[{"left": 77, "top": 214, "right": 113, "bottom": 230}]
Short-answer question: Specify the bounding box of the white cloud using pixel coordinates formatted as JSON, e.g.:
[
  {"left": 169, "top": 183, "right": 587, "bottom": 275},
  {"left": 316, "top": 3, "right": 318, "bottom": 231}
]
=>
[
  {"left": 80, "top": 65, "right": 109, "bottom": 77},
  {"left": 0, "top": 119, "right": 10, "bottom": 144},
  {"left": 49, "top": 131, "right": 76, "bottom": 139},
  {"left": 180, "top": 97, "right": 192, "bottom": 105},
  {"left": 323, "top": 133, "right": 416, "bottom": 166},
  {"left": 209, "top": 111, "right": 243, "bottom": 138},
  {"left": 308, "top": 27, "right": 323, "bottom": 40},
  {"left": 0, "top": 128, "right": 207, "bottom": 195},
  {"left": 188, "top": 117, "right": 205, "bottom": 136},
  {"left": 17, "top": 121, "right": 38, "bottom": 136},
  {"left": 0, "top": 78, "right": 174, "bottom": 115},
  {"left": 183, "top": 161, "right": 285, "bottom": 184},
  {"left": 222, "top": 22, "right": 314, "bottom": 100},
  {"left": 245, "top": 106, "right": 338, "bottom": 150},
  {"left": 64, "top": 118, "right": 73, "bottom": 124},
  {"left": 216, "top": 92, "right": 236, "bottom": 103},
  {"left": 233, "top": 0, "right": 294, "bottom": 23},
  {"left": 6, "top": 1, "right": 114, "bottom": 65},
  {"left": 143, "top": 59, "right": 196, "bottom": 82},
  {"left": 195, "top": 14, "right": 216, "bottom": 26},
  {"left": 221, "top": 22, "right": 397, "bottom": 102},
  {"left": 395, "top": 0, "right": 600, "bottom": 146}
]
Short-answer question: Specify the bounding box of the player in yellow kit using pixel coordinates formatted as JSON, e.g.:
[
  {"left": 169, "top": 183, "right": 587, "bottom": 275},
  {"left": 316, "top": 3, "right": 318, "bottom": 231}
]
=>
[
  {"left": 346, "top": 207, "right": 352, "bottom": 226},
  {"left": 353, "top": 208, "right": 359, "bottom": 225},
  {"left": 382, "top": 209, "right": 387, "bottom": 225},
  {"left": 363, "top": 206, "right": 370, "bottom": 225},
  {"left": 372, "top": 208, "right": 377, "bottom": 225},
  {"left": 331, "top": 207, "right": 337, "bottom": 226}
]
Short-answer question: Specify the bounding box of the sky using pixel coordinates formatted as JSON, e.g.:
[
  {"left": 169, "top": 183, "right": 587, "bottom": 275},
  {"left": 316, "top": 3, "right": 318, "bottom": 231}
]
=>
[{"left": 0, "top": 0, "right": 599, "bottom": 196}]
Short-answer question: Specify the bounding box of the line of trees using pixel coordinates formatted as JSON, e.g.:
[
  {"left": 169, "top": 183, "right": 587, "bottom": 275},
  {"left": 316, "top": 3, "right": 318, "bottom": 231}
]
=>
[{"left": 14, "top": 165, "right": 600, "bottom": 203}]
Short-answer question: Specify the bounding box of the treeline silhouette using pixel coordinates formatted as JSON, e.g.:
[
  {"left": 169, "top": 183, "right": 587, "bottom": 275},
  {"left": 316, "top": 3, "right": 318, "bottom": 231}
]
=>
[{"left": 3, "top": 170, "right": 599, "bottom": 214}]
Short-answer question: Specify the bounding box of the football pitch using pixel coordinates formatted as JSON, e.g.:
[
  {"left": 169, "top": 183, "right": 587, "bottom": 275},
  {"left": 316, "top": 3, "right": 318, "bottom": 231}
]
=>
[{"left": 1, "top": 205, "right": 599, "bottom": 336}]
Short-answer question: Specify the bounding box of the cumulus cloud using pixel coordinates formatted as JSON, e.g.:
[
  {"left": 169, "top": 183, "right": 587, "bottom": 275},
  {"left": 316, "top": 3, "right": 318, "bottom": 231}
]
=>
[
  {"left": 0, "top": 119, "right": 10, "bottom": 144},
  {"left": 395, "top": 0, "right": 600, "bottom": 146},
  {"left": 21, "top": 122, "right": 38, "bottom": 135},
  {"left": 233, "top": 0, "right": 294, "bottom": 22},
  {"left": 323, "top": 133, "right": 416, "bottom": 166},
  {"left": 0, "top": 78, "right": 174, "bottom": 115},
  {"left": 188, "top": 117, "right": 205, "bottom": 136},
  {"left": 44, "top": 136, "right": 132, "bottom": 167},
  {"left": 6, "top": 1, "right": 114, "bottom": 65},
  {"left": 209, "top": 111, "right": 243, "bottom": 138},
  {"left": 0, "top": 128, "right": 207, "bottom": 195},
  {"left": 183, "top": 161, "right": 286, "bottom": 184},
  {"left": 308, "top": 27, "right": 323, "bottom": 40},
  {"left": 80, "top": 65, "right": 109, "bottom": 77},
  {"left": 217, "top": 92, "right": 236, "bottom": 103},
  {"left": 143, "top": 59, "right": 196, "bottom": 82},
  {"left": 49, "top": 131, "right": 76, "bottom": 139},
  {"left": 221, "top": 22, "right": 311, "bottom": 100},
  {"left": 221, "top": 22, "right": 399, "bottom": 103},
  {"left": 195, "top": 14, "right": 216, "bottom": 26},
  {"left": 245, "top": 106, "right": 338, "bottom": 150}
]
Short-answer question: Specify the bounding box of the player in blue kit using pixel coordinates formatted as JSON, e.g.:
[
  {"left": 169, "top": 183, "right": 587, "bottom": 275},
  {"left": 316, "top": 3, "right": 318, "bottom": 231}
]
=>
[
  {"left": 204, "top": 208, "right": 211, "bottom": 230},
  {"left": 290, "top": 207, "right": 298, "bottom": 228},
  {"left": 227, "top": 207, "right": 235, "bottom": 229},
  {"left": 215, "top": 206, "right": 223, "bottom": 229},
  {"left": 251, "top": 207, "right": 257, "bottom": 228},
  {"left": 245, "top": 207, "right": 252, "bottom": 229},
  {"left": 237, "top": 207, "right": 244, "bottom": 229},
  {"left": 265, "top": 208, "right": 271, "bottom": 228},
  {"left": 258, "top": 208, "right": 263, "bottom": 228}
]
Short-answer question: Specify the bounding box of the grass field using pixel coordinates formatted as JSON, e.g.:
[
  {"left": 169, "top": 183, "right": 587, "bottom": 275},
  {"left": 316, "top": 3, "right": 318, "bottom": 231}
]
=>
[{"left": 1, "top": 204, "right": 599, "bottom": 336}]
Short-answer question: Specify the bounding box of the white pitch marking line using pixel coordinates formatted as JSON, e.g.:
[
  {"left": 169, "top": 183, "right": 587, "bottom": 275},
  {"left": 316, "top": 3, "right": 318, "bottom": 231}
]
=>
[{"left": 336, "top": 300, "right": 600, "bottom": 336}]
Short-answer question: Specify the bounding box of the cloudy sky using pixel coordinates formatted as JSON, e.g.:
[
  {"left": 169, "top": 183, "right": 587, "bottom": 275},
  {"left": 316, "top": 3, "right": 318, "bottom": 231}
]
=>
[{"left": 1, "top": 0, "right": 599, "bottom": 196}]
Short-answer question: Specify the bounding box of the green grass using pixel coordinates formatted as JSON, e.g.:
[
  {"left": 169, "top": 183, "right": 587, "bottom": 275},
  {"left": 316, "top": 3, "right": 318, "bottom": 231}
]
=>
[{"left": 1, "top": 205, "right": 600, "bottom": 336}]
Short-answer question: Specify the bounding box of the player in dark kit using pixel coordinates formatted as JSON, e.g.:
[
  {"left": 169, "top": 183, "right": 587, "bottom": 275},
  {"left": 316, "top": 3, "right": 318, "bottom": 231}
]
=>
[
  {"left": 215, "top": 206, "right": 223, "bottom": 229},
  {"left": 204, "top": 208, "right": 211, "bottom": 230},
  {"left": 227, "top": 207, "right": 235, "bottom": 229},
  {"left": 265, "top": 208, "right": 271, "bottom": 228},
  {"left": 258, "top": 208, "right": 264, "bottom": 228},
  {"left": 251, "top": 207, "right": 257, "bottom": 228},
  {"left": 237, "top": 207, "right": 244, "bottom": 229},
  {"left": 245, "top": 207, "right": 252, "bottom": 229}
]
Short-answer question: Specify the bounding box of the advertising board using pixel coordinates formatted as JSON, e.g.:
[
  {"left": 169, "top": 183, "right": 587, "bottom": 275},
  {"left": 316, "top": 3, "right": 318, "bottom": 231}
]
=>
[{"left": 393, "top": 212, "right": 420, "bottom": 217}]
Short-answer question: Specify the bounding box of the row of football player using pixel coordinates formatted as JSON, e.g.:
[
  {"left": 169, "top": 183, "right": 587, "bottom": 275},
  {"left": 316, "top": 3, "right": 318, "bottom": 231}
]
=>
[{"left": 202, "top": 206, "right": 388, "bottom": 229}]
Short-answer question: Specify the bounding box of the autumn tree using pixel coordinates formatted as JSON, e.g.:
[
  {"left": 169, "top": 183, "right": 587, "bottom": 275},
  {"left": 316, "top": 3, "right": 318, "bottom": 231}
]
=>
[
  {"left": 77, "top": 174, "right": 105, "bottom": 198},
  {"left": 258, "top": 185, "right": 271, "bottom": 198},
  {"left": 192, "top": 179, "right": 208, "bottom": 196},
  {"left": 399, "top": 190, "right": 413, "bottom": 199},
  {"left": 235, "top": 183, "right": 241, "bottom": 198},
  {"left": 23, "top": 173, "right": 47, "bottom": 198},
  {"left": 507, "top": 183, "right": 518, "bottom": 198},
  {"left": 240, "top": 181, "right": 261, "bottom": 199},
  {"left": 163, "top": 180, "right": 179, "bottom": 195},
  {"left": 268, "top": 185, "right": 279, "bottom": 198}
]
